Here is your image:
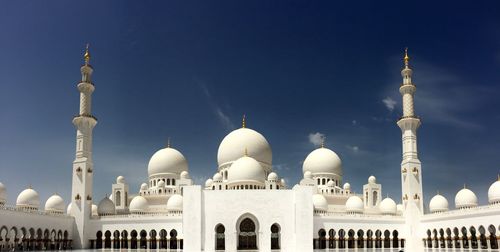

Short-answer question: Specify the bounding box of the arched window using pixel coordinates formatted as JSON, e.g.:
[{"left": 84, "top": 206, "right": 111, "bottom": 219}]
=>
[
  {"left": 322, "top": 178, "right": 326, "bottom": 185},
  {"left": 357, "top": 230, "right": 365, "bottom": 248},
  {"left": 328, "top": 229, "right": 336, "bottom": 249},
  {"left": 172, "top": 179, "right": 175, "bottom": 185},
  {"left": 154, "top": 180, "right": 156, "bottom": 186},
  {"left": 238, "top": 218, "right": 257, "bottom": 250},
  {"left": 115, "top": 191, "right": 121, "bottom": 206},
  {"left": 338, "top": 229, "right": 345, "bottom": 249},
  {"left": 347, "top": 229, "right": 355, "bottom": 248},
  {"left": 215, "top": 224, "right": 225, "bottom": 250},
  {"left": 170, "top": 229, "right": 178, "bottom": 249},
  {"left": 373, "top": 191, "right": 378, "bottom": 206},
  {"left": 104, "top": 231, "right": 111, "bottom": 249},
  {"left": 121, "top": 230, "right": 128, "bottom": 249},
  {"left": 488, "top": 225, "right": 498, "bottom": 249},
  {"left": 113, "top": 230, "right": 120, "bottom": 249},
  {"left": 270, "top": 185, "right": 273, "bottom": 189},
  {"left": 212, "top": 185, "right": 215, "bottom": 190},
  {"left": 271, "top": 224, "right": 280, "bottom": 249},
  {"left": 95, "top": 231, "right": 103, "bottom": 249},
  {"left": 130, "top": 230, "right": 138, "bottom": 249},
  {"left": 149, "top": 230, "right": 157, "bottom": 249},
  {"left": 139, "top": 230, "right": 147, "bottom": 249},
  {"left": 167, "top": 178, "right": 171, "bottom": 185}
]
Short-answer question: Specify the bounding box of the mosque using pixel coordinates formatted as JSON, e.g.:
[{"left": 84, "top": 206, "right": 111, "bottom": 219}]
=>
[{"left": 0, "top": 47, "right": 499, "bottom": 252}]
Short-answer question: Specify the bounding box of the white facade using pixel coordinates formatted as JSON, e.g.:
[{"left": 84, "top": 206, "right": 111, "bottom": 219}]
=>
[{"left": 1, "top": 48, "right": 500, "bottom": 252}]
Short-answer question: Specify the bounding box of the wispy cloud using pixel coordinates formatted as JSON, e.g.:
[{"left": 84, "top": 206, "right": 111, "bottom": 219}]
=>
[
  {"left": 382, "top": 97, "right": 397, "bottom": 112},
  {"left": 308, "top": 132, "right": 325, "bottom": 147},
  {"left": 346, "top": 145, "right": 360, "bottom": 153},
  {"left": 197, "top": 79, "right": 235, "bottom": 130}
]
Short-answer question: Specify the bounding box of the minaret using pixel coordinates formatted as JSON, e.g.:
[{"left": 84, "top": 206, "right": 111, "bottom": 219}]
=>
[
  {"left": 70, "top": 44, "right": 97, "bottom": 249},
  {"left": 397, "top": 48, "right": 423, "bottom": 252}
]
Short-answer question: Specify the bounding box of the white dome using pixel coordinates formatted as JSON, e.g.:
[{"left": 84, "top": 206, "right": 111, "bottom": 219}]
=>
[
  {"left": 343, "top": 183, "right": 351, "bottom": 190},
  {"left": 268, "top": 172, "right": 278, "bottom": 181},
  {"left": 368, "top": 175, "right": 376, "bottom": 184},
  {"left": 304, "top": 171, "right": 312, "bottom": 179},
  {"left": 227, "top": 156, "right": 266, "bottom": 185},
  {"left": 116, "top": 176, "right": 125, "bottom": 184},
  {"left": 488, "top": 180, "right": 500, "bottom": 204},
  {"left": 327, "top": 180, "right": 335, "bottom": 187},
  {"left": 312, "top": 194, "right": 328, "bottom": 211},
  {"left": 97, "top": 197, "right": 115, "bottom": 215},
  {"left": 205, "top": 179, "right": 213, "bottom": 188},
  {"left": 379, "top": 197, "right": 397, "bottom": 215},
  {"left": 180, "top": 171, "right": 190, "bottom": 179},
  {"left": 345, "top": 196, "right": 364, "bottom": 213},
  {"left": 148, "top": 147, "right": 188, "bottom": 176},
  {"left": 217, "top": 127, "right": 272, "bottom": 167},
  {"left": 16, "top": 188, "right": 40, "bottom": 209},
  {"left": 167, "top": 194, "right": 183, "bottom": 212},
  {"left": 66, "top": 203, "right": 72, "bottom": 215},
  {"left": 91, "top": 204, "right": 98, "bottom": 216},
  {"left": 429, "top": 194, "right": 449, "bottom": 213},
  {"left": 0, "top": 182, "right": 6, "bottom": 203},
  {"left": 303, "top": 147, "right": 342, "bottom": 176},
  {"left": 45, "top": 194, "right": 65, "bottom": 213},
  {"left": 213, "top": 173, "right": 223, "bottom": 182},
  {"left": 140, "top": 183, "right": 148, "bottom": 191},
  {"left": 157, "top": 180, "right": 165, "bottom": 188},
  {"left": 455, "top": 188, "right": 478, "bottom": 209},
  {"left": 129, "top": 196, "right": 149, "bottom": 213},
  {"left": 280, "top": 178, "right": 286, "bottom": 186}
]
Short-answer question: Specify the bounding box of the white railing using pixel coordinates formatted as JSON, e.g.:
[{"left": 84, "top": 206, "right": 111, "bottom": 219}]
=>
[
  {"left": 92, "top": 212, "right": 182, "bottom": 219},
  {"left": 423, "top": 203, "right": 500, "bottom": 219},
  {"left": 314, "top": 211, "right": 403, "bottom": 220},
  {"left": 0, "top": 205, "right": 72, "bottom": 218}
]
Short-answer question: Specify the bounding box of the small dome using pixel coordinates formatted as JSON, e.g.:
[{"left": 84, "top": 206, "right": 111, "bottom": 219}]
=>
[
  {"left": 280, "top": 178, "right": 286, "bottom": 186},
  {"left": 217, "top": 127, "right": 272, "bottom": 168},
  {"left": 97, "top": 197, "right": 115, "bottom": 215},
  {"left": 0, "top": 182, "right": 6, "bottom": 203},
  {"left": 488, "top": 179, "right": 500, "bottom": 204},
  {"left": 140, "top": 183, "right": 148, "bottom": 191},
  {"left": 268, "top": 172, "right": 278, "bottom": 181},
  {"left": 16, "top": 188, "right": 40, "bottom": 209},
  {"left": 368, "top": 176, "right": 376, "bottom": 184},
  {"left": 429, "top": 194, "right": 449, "bottom": 213},
  {"left": 379, "top": 197, "right": 397, "bottom": 215},
  {"left": 312, "top": 194, "right": 328, "bottom": 211},
  {"left": 227, "top": 156, "right": 266, "bottom": 185},
  {"left": 157, "top": 180, "right": 165, "bottom": 188},
  {"left": 180, "top": 171, "right": 190, "bottom": 179},
  {"left": 116, "top": 176, "right": 125, "bottom": 184},
  {"left": 45, "top": 194, "right": 65, "bottom": 213},
  {"left": 205, "top": 179, "right": 213, "bottom": 188},
  {"left": 148, "top": 147, "right": 188, "bottom": 176},
  {"left": 343, "top": 183, "right": 351, "bottom": 190},
  {"left": 166, "top": 194, "right": 183, "bottom": 212},
  {"left": 91, "top": 204, "right": 98, "bottom": 216},
  {"left": 129, "top": 196, "right": 149, "bottom": 213},
  {"left": 66, "top": 203, "right": 72, "bottom": 215},
  {"left": 213, "top": 173, "right": 223, "bottom": 182},
  {"left": 303, "top": 147, "right": 343, "bottom": 176},
  {"left": 345, "top": 196, "right": 364, "bottom": 213},
  {"left": 327, "top": 180, "right": 335, "bottom": 187},
  {"left": 304, "top": 171, "right": 312, "bottom": 179},
  {"left": 455, "top": 188, "right": 478, "bottom": 209}
]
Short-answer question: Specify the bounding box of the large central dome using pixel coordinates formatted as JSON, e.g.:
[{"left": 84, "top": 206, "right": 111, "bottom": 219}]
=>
[
  {"left": 148, "top": 147, "right": 188, "bottom": 176},
  {"left": 217, "top": 127, "right": 272, "bottom": 167}
]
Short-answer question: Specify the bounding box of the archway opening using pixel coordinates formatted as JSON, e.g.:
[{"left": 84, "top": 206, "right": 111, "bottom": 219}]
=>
[
  {"left": 139, "top": 230, "right": 147, "bottom": 249},
  {"left": 130, "top": 230, "right": 138, "bottom": 249},
  {"left": 347, "top": 229, "right": 355, "bottom": 248},
  {"left": 150, "top": 230, "right": 157, "bottom": 249},
  {"left": 169, "top": 229, "right": 178, "bottom": 249},
  {"left": 121, "top": 230, "right": 128, "bottom": 249},
  {"left": 488, "top": 225, "right": 498, "bottom": 249},
  {"left": 159, "top": 229, "right": 167, "bottom": 249},
  {"left": 338, "top": 229, "right": 345, "bottom": 249},
  {"left": 104, "top": 231, "right": 111, "bottom": 249},
  {"left": 95, "top": 231, "right": 102, "bottom": 249},
  {"left": 113, "top": 230, "right": 120, "bottom": 249},
  {"left": 238, "top": 218, "right": 257, "bottom": 250},
  {"left": 215, "top": 224, "right": 225, "bottom": 250},
  {"left": 328, "top": 229, "right": 336, "bottom": 249},
  {"left": 270, "top": 223, "right": 280, "bottom": 250}
]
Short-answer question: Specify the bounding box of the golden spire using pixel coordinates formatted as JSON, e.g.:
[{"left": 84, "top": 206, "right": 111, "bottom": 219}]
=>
[
  {"left": 84, "top": 43, "right": 91, "bottom": 65},
  {"left": 404, "top": 47, "right": 410, "bottom": 67},
  {"left": 320, "top": 137, "right": 325, "bottom": 148},
  {"left": 244, "top": 147, "right": 248, "bottom": 156},
  {"left": 242, "top": 114, "right": 246, "bottom": 128},
  {"left": 167, "top": 137, "right": 171, "bottom": 148},
  {"left": 464, "top": 183, "right": 466, "bottom": 189}
]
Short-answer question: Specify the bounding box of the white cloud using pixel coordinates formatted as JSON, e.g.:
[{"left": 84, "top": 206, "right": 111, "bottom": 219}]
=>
[
  {"left": 346, "top": 145, "right": 360, "bottom": 153},
  {"left": 198, "top": 79, "right": 235, "bottom": 130},
  {"left": 382, "top": 97, "right": 397, "bottom": 112},
  {"left": 352, "top": 120, "right": 357, "bottom": 126},
  {"left": 308, "top": 132, "right": 325, "bottom": 147}
]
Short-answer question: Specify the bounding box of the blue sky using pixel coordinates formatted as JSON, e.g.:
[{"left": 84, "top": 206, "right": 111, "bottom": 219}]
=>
[{"left": 1, "top": 1, "right": 500, "bottom": 210}]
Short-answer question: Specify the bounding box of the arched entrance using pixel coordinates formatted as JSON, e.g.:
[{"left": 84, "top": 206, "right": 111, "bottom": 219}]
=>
[
  {"left": 238, "top": 218, "right": 257, "bottom": 250},
  {"left": 270, "top": 223, "right": 280, "bottom": 250},
  {"left": 215, "top": 224, "right": 225, "bottom": 250}
]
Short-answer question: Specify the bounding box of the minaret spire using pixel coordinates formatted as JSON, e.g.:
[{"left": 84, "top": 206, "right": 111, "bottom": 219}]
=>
[
  {"left": 242, "top": 114, "right": 246, "bottom": 128},
  {"left": 397, "top": 48, "right": 424, "bottom": 251},
  {"left": 71, "top": 44, "right": 98, "bottom": 249}
]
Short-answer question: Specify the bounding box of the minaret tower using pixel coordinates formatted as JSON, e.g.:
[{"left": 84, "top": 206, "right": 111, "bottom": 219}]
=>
[
  {"left": 397, "top": 48, "right": 423, "bottom": 251},
  {"left": 70, "top": 44, "right": 97, "bottom": 249}
]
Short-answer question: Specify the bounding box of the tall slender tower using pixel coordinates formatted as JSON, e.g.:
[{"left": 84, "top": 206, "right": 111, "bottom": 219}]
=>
[
  {"left": 397, "top": 48, "right": 423, "bottom": 251},
  {"left": 70, "top": 44, "right": 97, "bottom": 249}
]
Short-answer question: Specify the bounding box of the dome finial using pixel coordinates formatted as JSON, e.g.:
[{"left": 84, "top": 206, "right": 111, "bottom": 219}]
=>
[
  {"left": 320, "top": 137, "right": 325, "bottom": 148},
  {"left": 84, "top": 43, "right": 91, "bottom": 65},
  {"left": 464, "top": 183, "right": 466, "bottom": 189},
  {"left": 167, "top": 137, "right": 171, "bottom": 148},
  {"left": 242, "top": 114, "right": 246, "bottom": 128},
  {"left": 497, "top": 174, "right": 500, "bottom": 181},
  {"left": 404, "top": 47, "right": 410, "bottom": 67}
]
